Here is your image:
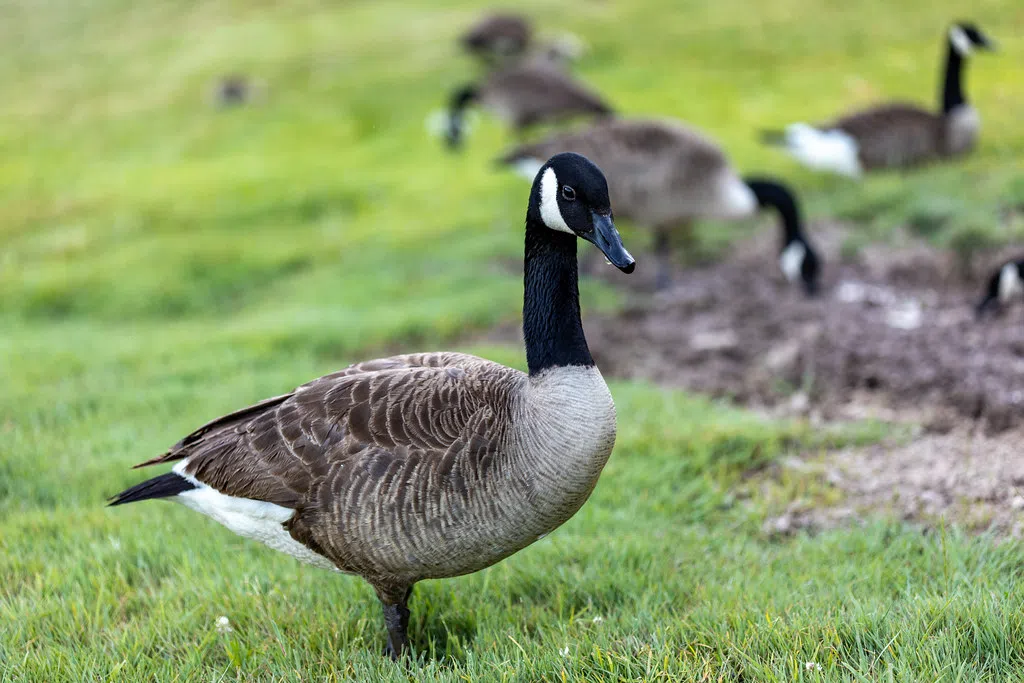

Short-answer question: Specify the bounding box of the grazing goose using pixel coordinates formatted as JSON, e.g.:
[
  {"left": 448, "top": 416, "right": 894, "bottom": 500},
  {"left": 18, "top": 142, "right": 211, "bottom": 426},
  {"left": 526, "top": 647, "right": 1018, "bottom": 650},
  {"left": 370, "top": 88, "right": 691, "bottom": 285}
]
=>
[
  {"left": 442, "top": 62, "right": 613, "bottom": 149},
  {"left": 461, "top": 12, "right": 533, "bottom": 67},
  {"left": 763, "top": 22, "right": 995, "bottom": 177},
  {"left": 459, "top": 12, "right": 584, "bottom": 71},
  {"left": 109, "top": 153, "right": 635, "bottom": 660},
  {"left": 500, "top": 118, "right": 821, "bottom": 292},
  {"left": 976, "top": 258, "right": 1024, "bottom": 316}
]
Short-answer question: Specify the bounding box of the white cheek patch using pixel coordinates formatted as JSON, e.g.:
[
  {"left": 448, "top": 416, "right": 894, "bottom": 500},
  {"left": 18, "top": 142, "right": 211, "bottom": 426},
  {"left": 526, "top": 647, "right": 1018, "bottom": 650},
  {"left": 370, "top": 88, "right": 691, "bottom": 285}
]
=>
[
  {"left": 539, "top": 167, "right": 573, "bottom": 234},
  {"left": 950, "top": 26, "right": 972, "bottom": 56},
  {"left": 998, "top": 263, "right": 1023, "bottom": 303},
  {"left": 779, "top": 241, "right": 807, "bottom": 283}
]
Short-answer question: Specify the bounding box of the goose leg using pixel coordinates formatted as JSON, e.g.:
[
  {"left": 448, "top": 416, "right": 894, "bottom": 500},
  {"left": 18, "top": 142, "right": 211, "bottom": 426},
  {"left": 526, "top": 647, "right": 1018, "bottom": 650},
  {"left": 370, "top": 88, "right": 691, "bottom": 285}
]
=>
[{"left": 379, "top": 585, "right": 413, "bottom": 661}]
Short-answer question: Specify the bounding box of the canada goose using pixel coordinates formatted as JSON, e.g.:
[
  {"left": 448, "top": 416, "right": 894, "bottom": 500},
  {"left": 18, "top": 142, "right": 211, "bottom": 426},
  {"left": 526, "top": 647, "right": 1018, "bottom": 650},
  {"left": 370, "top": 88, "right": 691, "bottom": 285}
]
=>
[
  {"left": 442, "top": 63, "right": 613, "bottom": 150},
  {"left": 109, "top": 153, "right": 635, "bottom": 660},
  {"left": 500, "top": 118, "right": 821, "bottom": 293},
  {"left": 461, "top": 12, "right": 533, "bottom": 67},
  {"left": 976, "top": 258, "right": 1024, "bottom": 316},
  {"left": 209, "top": 75, "right": 265, "bottom": 108},
  {"left": 762, "top": 22, "right": 995, "bottom": 177},
  {"left": 459, "top": 12, "right": 584, "bottom": 70}
]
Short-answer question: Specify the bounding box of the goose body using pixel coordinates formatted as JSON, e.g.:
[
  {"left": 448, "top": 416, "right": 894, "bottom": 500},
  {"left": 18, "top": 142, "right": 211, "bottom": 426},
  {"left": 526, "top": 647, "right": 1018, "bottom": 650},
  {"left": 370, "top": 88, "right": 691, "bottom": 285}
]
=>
[
  {"left": 443, "top": 63, "right": 613, "bottom": 149},
  {"left": 461, "top": 12, "right": 533, "bottom": 66},
  {"left": 110, "top": 153, "right": 635, "bottom": 659},
  {"left": 765, "top": 22, "right": 995, "bottom": 176},
  {"left": 501, "top": 118, "right": 821, "bottom": 293}
]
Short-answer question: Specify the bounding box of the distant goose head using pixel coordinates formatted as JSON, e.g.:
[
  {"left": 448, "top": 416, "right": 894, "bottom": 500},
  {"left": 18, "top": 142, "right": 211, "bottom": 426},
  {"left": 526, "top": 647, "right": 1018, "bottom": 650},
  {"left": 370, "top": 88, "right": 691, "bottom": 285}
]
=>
[
  {"left": 443, "top": 85, "right": 480, "bottom": 149},
  {"left": 948, "top": 21, "right": 996, "bottom": 57},
  {"left": 528, "top": 152, "right": 635, "bottom": 274},
  {"left": 976, "top": 259, "right": 1024, "bottom": 317},
  {"left": 743, "top": 177, "right": 821, "bottom": 296}
]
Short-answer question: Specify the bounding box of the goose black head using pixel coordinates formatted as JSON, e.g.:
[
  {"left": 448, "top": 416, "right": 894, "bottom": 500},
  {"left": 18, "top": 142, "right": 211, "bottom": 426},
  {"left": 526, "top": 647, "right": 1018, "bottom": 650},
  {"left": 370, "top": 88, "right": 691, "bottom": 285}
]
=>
[
  {"left": 743, "top": 177, "right": 821, "bottom": 296},
  {"left": 976, "top": 259, "right": 1024, "bottom": 318},
  {"left": 529, "top": 152, "right": 635, "bottom": 273},
  {"left": 950, "top": 22, "right": 996, "bottom": 56}
]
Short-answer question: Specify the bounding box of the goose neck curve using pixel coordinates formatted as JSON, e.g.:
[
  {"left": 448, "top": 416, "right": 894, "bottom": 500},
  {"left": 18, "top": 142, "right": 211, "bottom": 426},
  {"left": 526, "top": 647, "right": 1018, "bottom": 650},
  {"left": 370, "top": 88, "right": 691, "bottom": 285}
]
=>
[{"left": 522, "top": 219, "right": 593, "bottom": 376}]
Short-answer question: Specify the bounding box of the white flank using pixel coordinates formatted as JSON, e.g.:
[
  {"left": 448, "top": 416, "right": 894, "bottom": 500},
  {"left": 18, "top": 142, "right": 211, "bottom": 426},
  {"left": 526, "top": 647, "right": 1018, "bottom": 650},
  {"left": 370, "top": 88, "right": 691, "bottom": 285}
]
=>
[
  {"left": 423, "top": 109, "right": 478, "bottom": 139},
  {"left": 779, "top": 241, "right": 807, "bottom": 283},
  {"left": 783, "top": 123, "right": 863, "bottom": 178},
  {"left": 716, "top": 173, "right": 757, "bottom": 218},
  {"left": 539, "top": 167, "right": 573, "bottom": 234},
  {"left": 424, "top": 109, "right": 450, "bottom": 139},
  {"left": 512, "top": 157, "right": 545, "bottom": 180},
  {"left": 172, "top": 460, "right": 338, "bottom": 571},
  {"left": 949, "top": 26, "right": 972, "bottom": 57},
  {"left": 998, "top": 263, "right": 1023, "bottom": 304}
]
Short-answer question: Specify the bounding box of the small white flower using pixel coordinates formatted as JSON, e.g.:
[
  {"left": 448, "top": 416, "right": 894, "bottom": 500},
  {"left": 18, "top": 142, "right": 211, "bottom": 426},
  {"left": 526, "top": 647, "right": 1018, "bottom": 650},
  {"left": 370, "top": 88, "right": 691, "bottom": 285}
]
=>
[
  {"left": 804, "top": 661, "right": 821, "bottom": 671},
  {"left": 592, "top": 616, "right": 604, "bottom": 624},
  {"left": 109, "top": 537, "right": 121, "bottom": 551},
  {"left": 559, "top": 646, "right": 570, "bottom": 657},
  {"left": 215, "top": 616, "right": 233, "bottom": 634}
]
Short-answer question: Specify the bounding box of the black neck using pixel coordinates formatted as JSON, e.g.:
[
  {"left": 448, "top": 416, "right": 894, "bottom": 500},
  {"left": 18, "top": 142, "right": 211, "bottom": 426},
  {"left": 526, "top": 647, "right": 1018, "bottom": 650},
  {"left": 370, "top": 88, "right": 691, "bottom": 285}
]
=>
[
  {"left": 522, "top": 219, "right": 593, "bottom": 375},
  {"left": 941, "top": 41, "right": 967, "bottom": 113},
  {"left": 744, "top": 178, "right": 804, "bottom": 247}
]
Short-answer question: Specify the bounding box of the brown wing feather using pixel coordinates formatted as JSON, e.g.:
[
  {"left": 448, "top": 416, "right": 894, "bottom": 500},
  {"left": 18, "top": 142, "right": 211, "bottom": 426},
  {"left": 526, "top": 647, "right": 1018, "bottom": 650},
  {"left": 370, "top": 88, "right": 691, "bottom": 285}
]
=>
[
  {"left": 483, "top": 64, "right": 611, "bottom": 127},
  {"left": 136, "top": 353, "right": 517, "bottom": 514},
  {"left": 503, "top": 118, "right": 731, "bottom": 221},
  {"left": 827, "top": 103, "right": 942, "bottom": 169}
]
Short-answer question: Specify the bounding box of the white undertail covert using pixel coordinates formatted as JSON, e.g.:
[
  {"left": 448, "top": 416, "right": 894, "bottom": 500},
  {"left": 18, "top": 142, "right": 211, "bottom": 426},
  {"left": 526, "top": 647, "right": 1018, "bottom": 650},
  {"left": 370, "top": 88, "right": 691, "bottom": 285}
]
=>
[{"left": 172, "top": 460, "right": 339, "bottom": 571}]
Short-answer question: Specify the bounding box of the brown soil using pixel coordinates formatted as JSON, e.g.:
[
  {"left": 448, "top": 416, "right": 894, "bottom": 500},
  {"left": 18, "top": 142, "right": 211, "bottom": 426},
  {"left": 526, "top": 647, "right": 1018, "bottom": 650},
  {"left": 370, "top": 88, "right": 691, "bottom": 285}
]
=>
[
  {"left": 482, "top": 221, "right": 1024, "bottom": 532},
  {"left": 760, "top": 427, "right": 1024, "bottom": 537},
  {"left": 582, "top": 222, "right": 1024, "bottom": 433}
]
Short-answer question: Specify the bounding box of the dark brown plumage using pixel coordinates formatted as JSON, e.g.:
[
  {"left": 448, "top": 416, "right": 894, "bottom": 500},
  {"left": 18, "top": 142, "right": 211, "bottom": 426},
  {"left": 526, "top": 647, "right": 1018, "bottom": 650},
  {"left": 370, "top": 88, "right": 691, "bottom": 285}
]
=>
[
  {"left": 444, "top": 62, "right": 613, "bottom": 149},
  {"left": 110, "top": 152, "right": 636, "bottom": 660},
  {"left": 460, "top": 12, "right": 533, "bottom": 66},
  {"left": 764, "top": 22, "right": 995, "bottom": 176}
]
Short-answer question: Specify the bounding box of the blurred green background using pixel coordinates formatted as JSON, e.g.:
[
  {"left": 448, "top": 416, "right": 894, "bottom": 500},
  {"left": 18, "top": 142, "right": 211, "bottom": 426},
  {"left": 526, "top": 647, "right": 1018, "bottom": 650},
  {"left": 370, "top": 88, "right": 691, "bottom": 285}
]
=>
[{"left": 2, "top": 0, "right": 1024, "bottom": 680}]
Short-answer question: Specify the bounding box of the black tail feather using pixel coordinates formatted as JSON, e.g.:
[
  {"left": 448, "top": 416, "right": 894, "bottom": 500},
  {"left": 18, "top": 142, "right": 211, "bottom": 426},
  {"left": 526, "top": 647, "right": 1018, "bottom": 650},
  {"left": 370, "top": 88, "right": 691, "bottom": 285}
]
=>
[{"left": 108, "top": 472, "right": 196, "bottom": 507}]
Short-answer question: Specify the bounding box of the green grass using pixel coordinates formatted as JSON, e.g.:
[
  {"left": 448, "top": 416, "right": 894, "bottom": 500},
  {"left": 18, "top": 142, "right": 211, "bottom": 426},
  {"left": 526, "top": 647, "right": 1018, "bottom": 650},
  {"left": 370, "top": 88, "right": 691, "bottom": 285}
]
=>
[{"left": 3, "top": 0, "right": 1024, "bottom": 679}]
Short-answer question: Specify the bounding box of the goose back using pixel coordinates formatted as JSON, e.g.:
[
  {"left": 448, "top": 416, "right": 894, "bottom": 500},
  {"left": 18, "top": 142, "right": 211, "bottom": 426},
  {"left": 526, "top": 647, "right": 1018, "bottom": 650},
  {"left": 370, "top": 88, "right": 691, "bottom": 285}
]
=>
[
  {"left": 828, "top": 104, "right": 944, "bottom": 170},
  {"left": 479, "top": 64, "right": 612, "bottom": 130},
  {"left": 503, "top": 119, "right": 743, "bottom": 225},
  {"left": 461, "top": 13, "right": 532, "bottom": 64}
]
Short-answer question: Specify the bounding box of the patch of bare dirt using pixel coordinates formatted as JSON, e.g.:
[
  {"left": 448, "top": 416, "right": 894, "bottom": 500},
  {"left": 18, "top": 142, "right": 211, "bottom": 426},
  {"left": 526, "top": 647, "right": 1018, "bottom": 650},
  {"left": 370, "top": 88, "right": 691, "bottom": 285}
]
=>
[
  {"left": 581, "top": 222, "right": 1024, "bottom": 433},
  {"left": 761, "top": 427, "right": 1024, "bottom": 537}
]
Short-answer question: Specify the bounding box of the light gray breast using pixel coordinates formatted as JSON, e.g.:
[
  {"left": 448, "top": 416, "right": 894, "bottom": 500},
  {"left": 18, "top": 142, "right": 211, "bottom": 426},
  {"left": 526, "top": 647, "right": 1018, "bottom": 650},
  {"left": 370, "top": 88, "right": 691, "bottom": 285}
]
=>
[
  {"left": 832, "top": 104, "right": 943, "bottom": 169},
  {"left": 942, "top": 104, "right": 980, "bottom": 157}
]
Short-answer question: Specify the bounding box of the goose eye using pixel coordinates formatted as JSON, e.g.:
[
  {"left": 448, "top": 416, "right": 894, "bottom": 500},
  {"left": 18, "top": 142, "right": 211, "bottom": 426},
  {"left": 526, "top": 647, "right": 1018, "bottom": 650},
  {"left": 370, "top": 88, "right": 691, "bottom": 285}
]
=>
[{"left": 561, "top": 186, "right": 576, "bottom": 201}]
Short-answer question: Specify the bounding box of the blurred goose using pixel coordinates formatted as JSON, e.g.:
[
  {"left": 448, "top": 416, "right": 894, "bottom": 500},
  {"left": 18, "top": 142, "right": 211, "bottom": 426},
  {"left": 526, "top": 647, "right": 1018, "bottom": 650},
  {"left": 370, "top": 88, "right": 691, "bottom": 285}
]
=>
[
  {"left": 461, "top": 12, "right": 533, "bottom": 67},
  {"left": 976, "top": 258, "right": 1024, "bottom": 316},
  {"left": 109, "top": 153, "right": 635, "bottom": 660},
  {"left": 208, "top": 74, "right": 267, "bottom": 108},
  {"left": 441, "top": 62, "right": 613, "bottom": 149},
  {"left": 500, "top": 118, "right": 821, "bottom": 292},
  {"left": 763, "top": 22, "right": 995, "bottom": 177},
  {"left": 459, "top": 12, "right": 585, "bottom": 70}
]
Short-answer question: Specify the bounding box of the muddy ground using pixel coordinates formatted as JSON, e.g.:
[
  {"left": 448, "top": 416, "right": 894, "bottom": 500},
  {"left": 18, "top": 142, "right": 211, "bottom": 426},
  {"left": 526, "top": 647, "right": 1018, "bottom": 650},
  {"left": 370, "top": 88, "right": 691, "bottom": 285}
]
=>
[
  {"left": 486, "top": 221, "right": 1024, "bottom": 532},
  {"left": 760, "top": 426, "right": 1024, "bottom": 537},
  {"left": 584, "top": 222, "right": 1024, "bottom": 434}
]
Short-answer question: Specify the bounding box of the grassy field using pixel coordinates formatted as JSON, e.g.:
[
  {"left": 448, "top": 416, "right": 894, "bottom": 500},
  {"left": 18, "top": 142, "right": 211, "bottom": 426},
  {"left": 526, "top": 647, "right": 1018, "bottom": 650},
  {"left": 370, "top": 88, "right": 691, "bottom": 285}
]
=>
[{"left": 3, "top": 0, "right": 1024, "bottom": 679}]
